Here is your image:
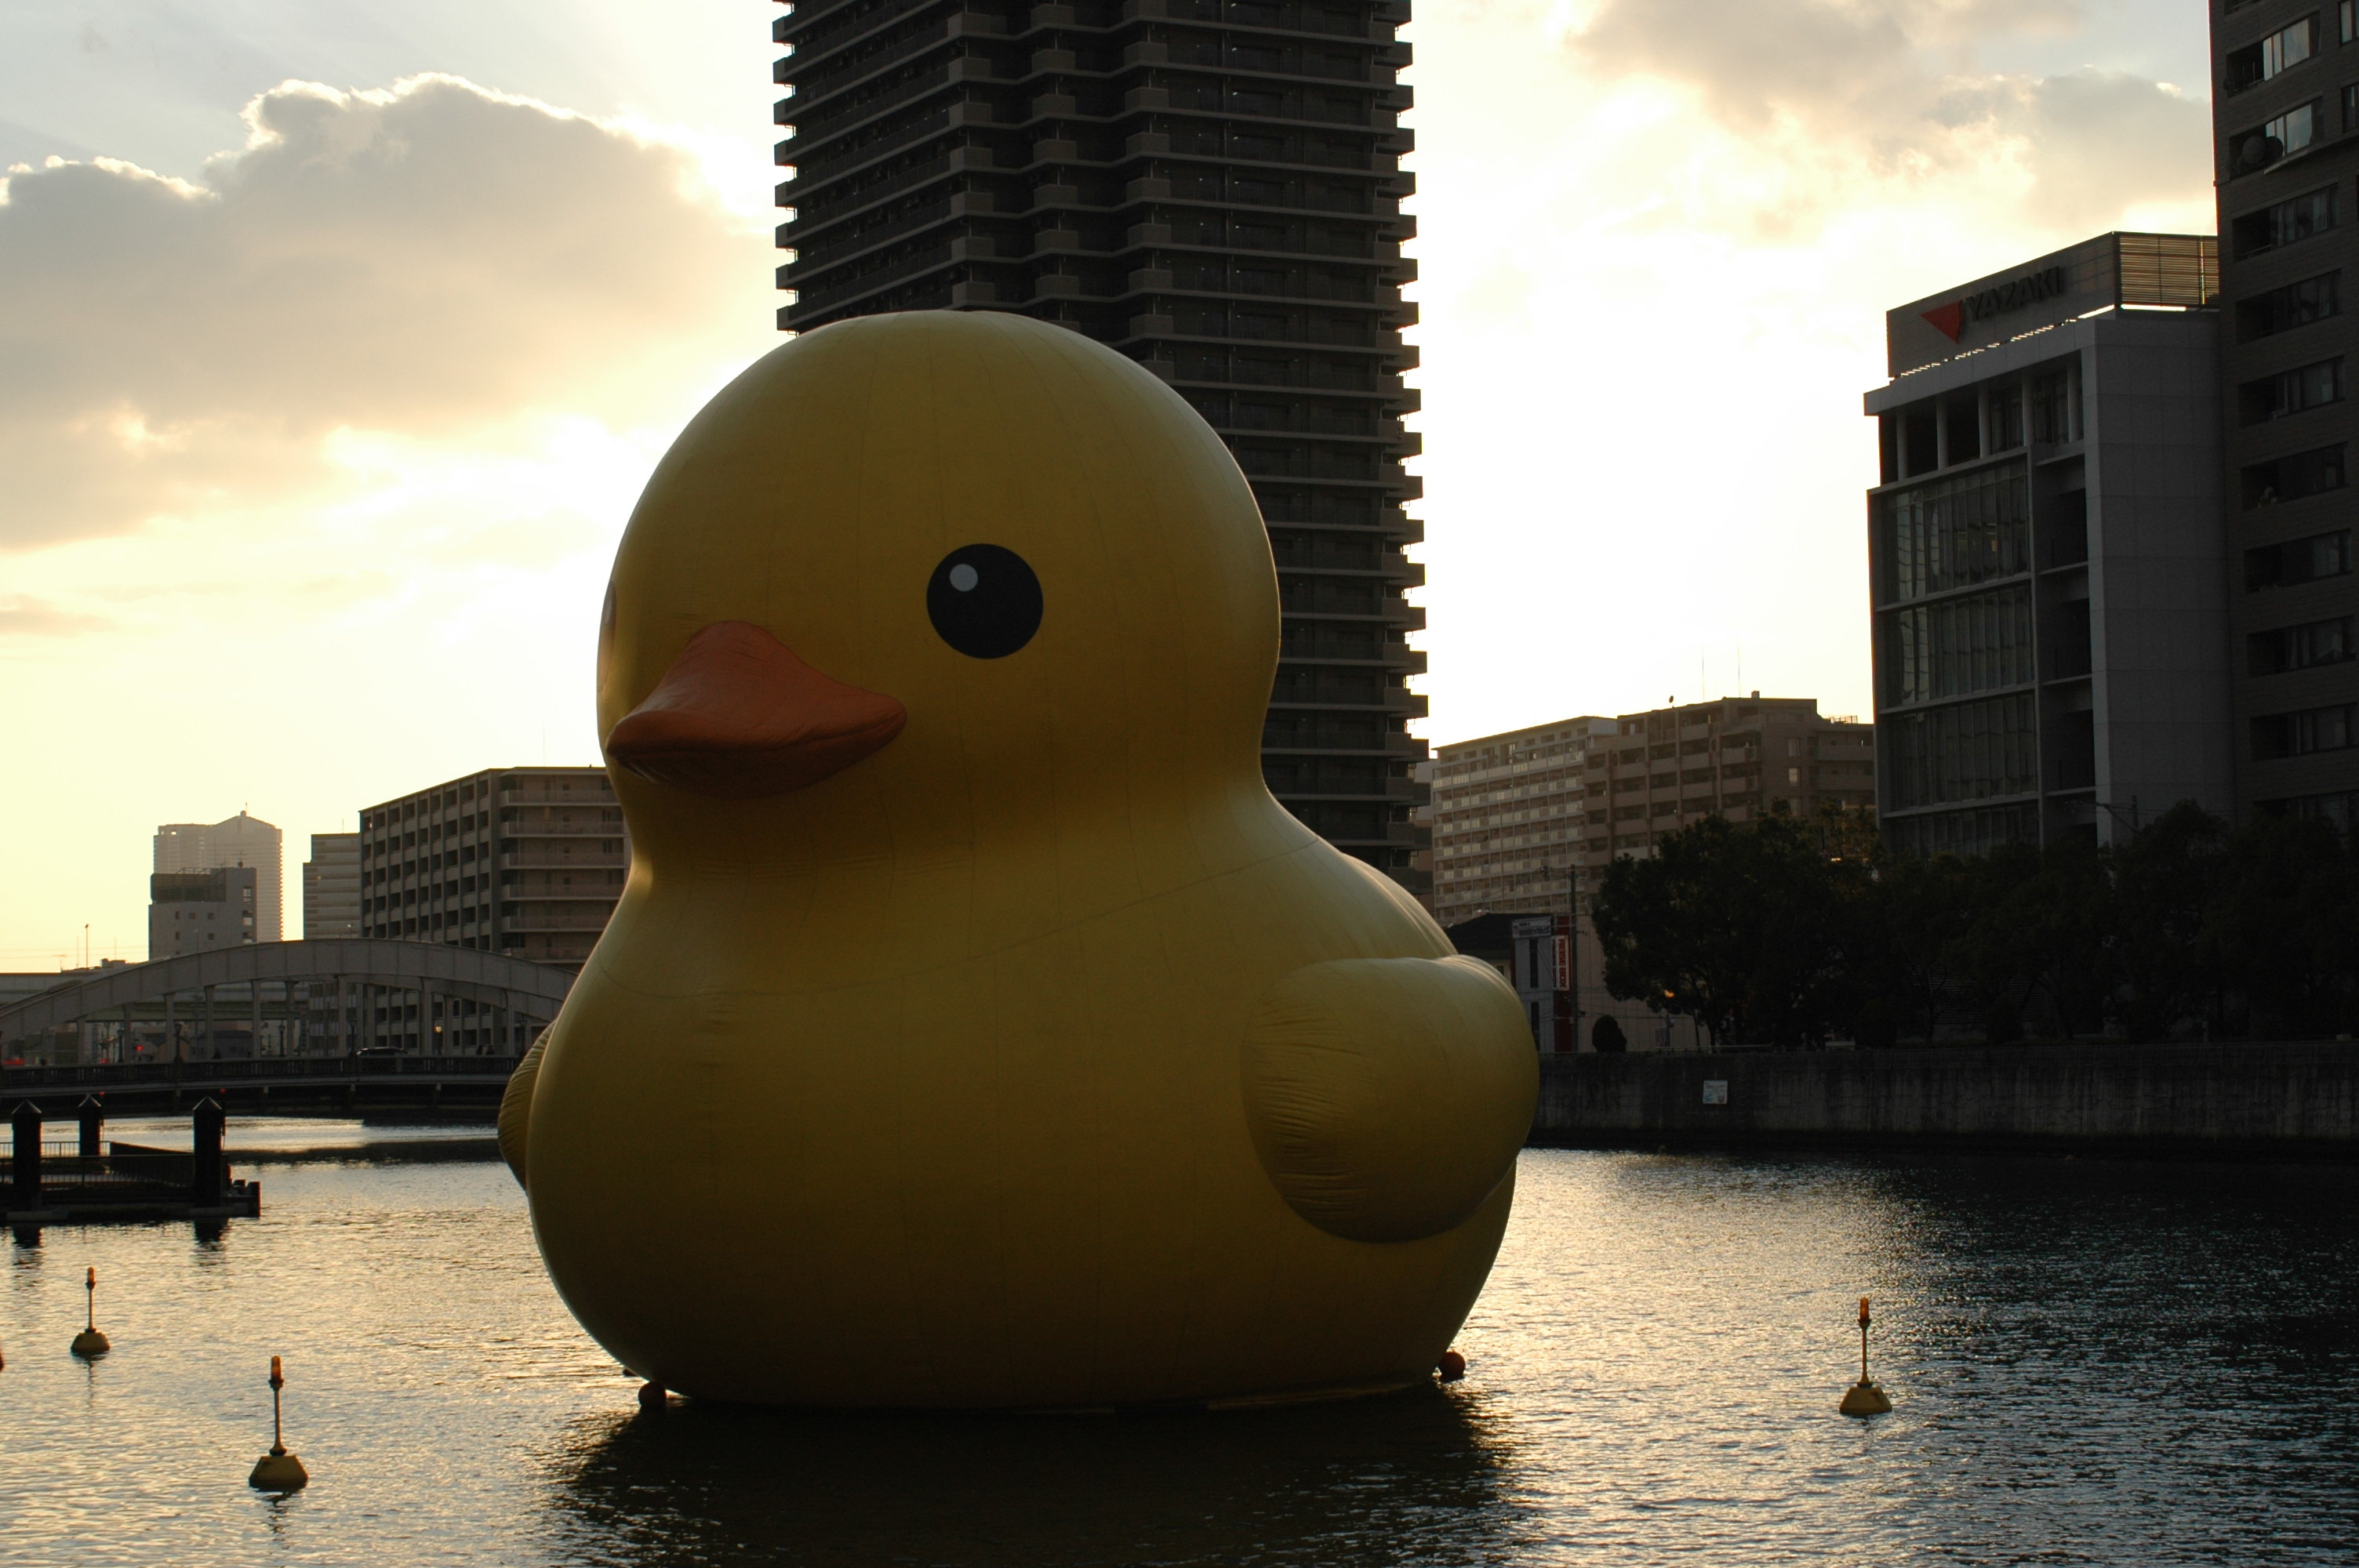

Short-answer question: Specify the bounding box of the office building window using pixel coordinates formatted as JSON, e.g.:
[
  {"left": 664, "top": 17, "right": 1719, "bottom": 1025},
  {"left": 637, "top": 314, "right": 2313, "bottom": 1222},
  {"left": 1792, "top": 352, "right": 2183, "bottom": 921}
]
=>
[
  {"left": 2232, "top": 186, "right": 2337, "bottom": 259},
  {"left": 2229, "top": 16, "right": 2318, "bottom": 92},
  {"left": 2253, "top": 702, "right": 2357, "bottom": 758},
  {"left": 2250, "top": 615, "right": 2356, "bottom": 674},
  {"left": 2237, "top": 272, "right": 2342, "bottom": 340},
  {"left": 1883, "top": 583, "right": 2036, "bottom": 707},
  {"left": 2241, "top": 443, "right": 2348, "bottom": 506},
  {"left": 2233, "top": 101, "right": 2323, "bottom": 173},
  {"left": 2346, "top": 81, "right": 2359, "bottom": 129},
  {"left": 1877, "top": 466, "right": 2031, "bottom": 604},
  {"left": 2246, "top": 528, "right": 2354, "bottom": 589},
  {"left": 2257, "top": 789, "right": 2359, "bottom": 827},
  {"left": 2029, "top": 365, "right": 2077, "bottom": 443},
  {"left": 1988, "top": 381, "right": 2025, "bottom": 450},
  {"left": 2241, "top": 358, "right": 2344, "bottom": 423},
  {"left": 2346, "top": 0, "right": 2357, "bottom": 42},
  {"left": 1885, "top": 692, "right": 2038, "bottom": 810}
]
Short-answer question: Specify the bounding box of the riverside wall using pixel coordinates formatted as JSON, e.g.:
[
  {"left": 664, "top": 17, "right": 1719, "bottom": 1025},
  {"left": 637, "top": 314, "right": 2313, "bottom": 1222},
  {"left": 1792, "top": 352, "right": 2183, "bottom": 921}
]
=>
[{"left": 1531, "top": 1041, "right": 2359, "bottom": 1156}]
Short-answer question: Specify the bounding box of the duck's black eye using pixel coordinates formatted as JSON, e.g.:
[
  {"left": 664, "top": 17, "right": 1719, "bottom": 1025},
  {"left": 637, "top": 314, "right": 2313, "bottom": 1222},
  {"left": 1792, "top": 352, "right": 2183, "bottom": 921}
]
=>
[{"left": 927, "top": 544, "right": 1041, "bottom": 659}]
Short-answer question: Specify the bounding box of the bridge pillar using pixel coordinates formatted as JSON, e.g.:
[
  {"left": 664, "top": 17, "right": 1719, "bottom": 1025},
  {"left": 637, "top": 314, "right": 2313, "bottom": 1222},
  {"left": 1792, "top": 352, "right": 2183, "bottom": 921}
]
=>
[
  {"left": 202, "top": 984, "right": 216, "bottom": 1062},
  {"left": 10, "top": 1102, "right": 41, "bottom": 1210},
  {"left": 191, "top": 1097, "right": 224, "bottom": 1207}
]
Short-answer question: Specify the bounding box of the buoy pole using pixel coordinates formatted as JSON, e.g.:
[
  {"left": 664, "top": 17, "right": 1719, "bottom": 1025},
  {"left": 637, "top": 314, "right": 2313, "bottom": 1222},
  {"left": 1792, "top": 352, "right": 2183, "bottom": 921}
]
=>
[
  {"left": 71, "top": 1266, "right": 110, "bottom": 1358},
  {"left": 1838, "top": 1294, "right": 1891, "bottom": 1417},
  {"left": 248, "top": 1356, "right": 309, "bottom": 1490}
]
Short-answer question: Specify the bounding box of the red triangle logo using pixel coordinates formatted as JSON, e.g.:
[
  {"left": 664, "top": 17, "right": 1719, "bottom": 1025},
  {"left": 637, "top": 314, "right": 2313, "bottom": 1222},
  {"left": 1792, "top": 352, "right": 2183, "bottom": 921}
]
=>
[{"left": 1921, "top": 302, "right": 1964, "bottom": 342}]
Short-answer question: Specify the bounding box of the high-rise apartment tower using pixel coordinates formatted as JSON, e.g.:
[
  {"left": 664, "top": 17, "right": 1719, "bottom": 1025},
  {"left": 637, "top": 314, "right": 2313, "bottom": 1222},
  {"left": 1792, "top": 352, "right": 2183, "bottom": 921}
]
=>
[
  {"left": 773, "top": 0, "right": 1430, "bottom": 890},
  {"left": 2212, "top": 2, "right": 2359, "bottom": 824}
]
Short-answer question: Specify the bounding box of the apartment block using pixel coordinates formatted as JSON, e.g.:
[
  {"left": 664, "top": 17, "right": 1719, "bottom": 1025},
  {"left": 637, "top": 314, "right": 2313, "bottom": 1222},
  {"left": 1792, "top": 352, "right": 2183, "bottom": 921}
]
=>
[
  {"left": 772, "top": 0, "right": 1430, "bottom": 891},
  {"left": 2212, "top": 2, "right": 2359, "bottom": 823},
  {"left": 1576, "top": 697, "right": 1877, "bottom": 874},
  {"left": 1426, "top": 717, "right": 1613, "bottom": 926},
  {"left": 1866, "top": 233, "right": 2231, "bottom": 855},
  {"left": 358, "top": 768, "right": 628, "bottom": 970}
]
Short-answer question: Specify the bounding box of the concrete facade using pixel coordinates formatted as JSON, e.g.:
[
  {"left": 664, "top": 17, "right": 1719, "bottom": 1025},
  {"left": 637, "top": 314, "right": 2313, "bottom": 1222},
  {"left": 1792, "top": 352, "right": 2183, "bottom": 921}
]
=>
[
  {"left": 1866, "top": 234, "right": 2232, "bottom": 853},
  {"left": 1530, "top": 1042, "right": 2359, "bottom": 1154},
  {"left": 359, "top": 768, "right": 629, "bottom": 971}
]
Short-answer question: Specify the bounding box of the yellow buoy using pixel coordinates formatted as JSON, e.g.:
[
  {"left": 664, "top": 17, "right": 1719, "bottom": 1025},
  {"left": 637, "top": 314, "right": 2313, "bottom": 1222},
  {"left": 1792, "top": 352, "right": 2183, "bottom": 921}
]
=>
[
  {"left": 248, "top": 1356, "right": 310, "bottom": 1491},
  {"left": 69, "top": 1266, "right": 109, "bottom": 1359},
  {"left": 1839, "top": 1295, "right": 1892, "bottom": 1417}
]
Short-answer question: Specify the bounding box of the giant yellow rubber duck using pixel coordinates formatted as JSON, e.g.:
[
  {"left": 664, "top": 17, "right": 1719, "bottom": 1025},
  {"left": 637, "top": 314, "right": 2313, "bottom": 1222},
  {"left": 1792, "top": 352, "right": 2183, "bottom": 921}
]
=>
[{"left": 502, "top": 310, "right": 1536, "bottom": 1408}]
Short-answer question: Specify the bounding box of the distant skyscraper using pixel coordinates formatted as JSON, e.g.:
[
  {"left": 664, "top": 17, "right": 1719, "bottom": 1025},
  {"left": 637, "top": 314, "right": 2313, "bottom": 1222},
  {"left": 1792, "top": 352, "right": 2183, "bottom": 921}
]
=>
[
  {"left": 153, "top": 811, "right": 282, "bottom": 944},
  {"left": 303, "top": 833, "right": 362, "bottom": 941},
  {"left": 772, "top": 0, "right": 1430, "bottom": 892}
]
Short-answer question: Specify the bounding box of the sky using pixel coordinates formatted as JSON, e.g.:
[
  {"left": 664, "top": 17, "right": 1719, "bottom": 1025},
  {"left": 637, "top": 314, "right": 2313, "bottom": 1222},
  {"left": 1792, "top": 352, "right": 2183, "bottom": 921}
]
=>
[{"left": 0, "top": 0, "right": 2217, "bottom": 966}]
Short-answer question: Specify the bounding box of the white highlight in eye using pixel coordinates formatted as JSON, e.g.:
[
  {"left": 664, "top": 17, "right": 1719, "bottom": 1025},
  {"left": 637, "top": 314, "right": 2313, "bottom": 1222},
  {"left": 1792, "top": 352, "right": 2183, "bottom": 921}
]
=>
[{"left": 949, "top": 563, "right": 980, "bottom": 592}]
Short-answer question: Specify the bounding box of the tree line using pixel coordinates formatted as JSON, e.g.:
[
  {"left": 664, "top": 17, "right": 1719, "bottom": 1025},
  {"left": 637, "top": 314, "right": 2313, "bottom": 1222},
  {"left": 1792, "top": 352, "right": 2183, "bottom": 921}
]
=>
[{"left": 1587, "top": 801, "right": 2359, "bottom": 1048}]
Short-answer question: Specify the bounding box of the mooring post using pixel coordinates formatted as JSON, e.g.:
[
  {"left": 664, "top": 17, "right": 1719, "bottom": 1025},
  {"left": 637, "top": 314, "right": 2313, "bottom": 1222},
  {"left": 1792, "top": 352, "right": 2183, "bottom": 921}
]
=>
[
  {"left": 9, "top": 1102, "right": 41, "bottom": 1211},
  {"left": 77, "top": 1096, "right": 103, "bottom": 1160},
  {"left": 191, "top": 1097, "right": 225, "bottom": 1208}
]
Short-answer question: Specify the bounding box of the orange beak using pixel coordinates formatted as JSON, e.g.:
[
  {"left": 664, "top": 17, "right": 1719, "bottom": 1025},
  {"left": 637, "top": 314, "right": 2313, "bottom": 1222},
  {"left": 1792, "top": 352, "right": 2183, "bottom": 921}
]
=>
[{"left": 604, "top": 621, "right": 907, "bottom": 799}]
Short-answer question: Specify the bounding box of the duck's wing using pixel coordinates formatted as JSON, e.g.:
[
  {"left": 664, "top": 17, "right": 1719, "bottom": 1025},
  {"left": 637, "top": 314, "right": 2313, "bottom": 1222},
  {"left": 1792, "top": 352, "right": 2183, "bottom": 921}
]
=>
[{"left": 1241, "top": 955, "right": 1537, "bottom": 1243}]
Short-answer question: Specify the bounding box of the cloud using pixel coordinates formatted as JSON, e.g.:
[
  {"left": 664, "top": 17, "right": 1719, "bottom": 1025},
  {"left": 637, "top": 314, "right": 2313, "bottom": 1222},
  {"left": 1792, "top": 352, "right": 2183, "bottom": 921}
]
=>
[
  {"left": 0, "top": 596, "right": 109, "bottom": 637},
  {"left": 1567, "top": 0, "right": 2205, "bottom": 233},
  {"left": 0, "top": 73, "right": 772, "bottom": 550}
]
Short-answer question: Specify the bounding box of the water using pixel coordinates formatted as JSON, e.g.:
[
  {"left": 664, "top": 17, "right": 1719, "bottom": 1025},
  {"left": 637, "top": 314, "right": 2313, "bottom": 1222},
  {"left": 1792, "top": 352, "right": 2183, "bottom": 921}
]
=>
[{"left": 2, "top": 1132, "right": 2354, "bottom": 1566}]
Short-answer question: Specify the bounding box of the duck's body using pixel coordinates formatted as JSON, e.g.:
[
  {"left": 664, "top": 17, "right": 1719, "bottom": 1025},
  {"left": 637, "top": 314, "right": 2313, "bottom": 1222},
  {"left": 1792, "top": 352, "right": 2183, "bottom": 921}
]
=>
[{"left": 511, "top": 310, "right": 1535, "bottom": 1408}]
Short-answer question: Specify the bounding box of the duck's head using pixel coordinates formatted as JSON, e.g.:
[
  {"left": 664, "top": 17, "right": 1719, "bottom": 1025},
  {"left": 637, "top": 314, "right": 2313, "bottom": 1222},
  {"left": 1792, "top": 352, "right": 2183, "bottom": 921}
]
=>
[{"left": 597, "top": 310, "right": 1288, "bottom": 875}]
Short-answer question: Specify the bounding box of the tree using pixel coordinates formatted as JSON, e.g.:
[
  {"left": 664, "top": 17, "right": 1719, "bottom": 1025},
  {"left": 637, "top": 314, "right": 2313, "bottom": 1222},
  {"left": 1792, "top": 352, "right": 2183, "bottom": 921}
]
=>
[
  {"left": 1590, "top": 1014, "right": 1627, "bottom": 1053},
  {"left": 1591, "top": 806, "right": 1874, "bottom": 1048},
  {"left": 2208, "top": 811, "right": 2359, "bottom": 1037},
  {"left": 2108, "top": 801, "right": 2229, "bottom": 1042}
]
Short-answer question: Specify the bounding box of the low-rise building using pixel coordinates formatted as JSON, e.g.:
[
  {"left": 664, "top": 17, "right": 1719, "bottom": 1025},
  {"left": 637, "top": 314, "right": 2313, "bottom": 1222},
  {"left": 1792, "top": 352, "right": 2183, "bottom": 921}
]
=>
[
  {"left": 358, "top": 768, "right": 627, "bottom": 970},
  {"left": 148, "top": 866, "right": 260, "bottom": 959},
  {"left": 303, "top": 833, "right": 361, "bottom": 941}
]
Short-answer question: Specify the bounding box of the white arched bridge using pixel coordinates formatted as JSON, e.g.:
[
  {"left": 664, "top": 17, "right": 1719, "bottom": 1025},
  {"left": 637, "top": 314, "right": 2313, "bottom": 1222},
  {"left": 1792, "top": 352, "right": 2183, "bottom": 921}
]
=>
[{"left": 0, "top": 940, "right": 569, "bottom": 1115}]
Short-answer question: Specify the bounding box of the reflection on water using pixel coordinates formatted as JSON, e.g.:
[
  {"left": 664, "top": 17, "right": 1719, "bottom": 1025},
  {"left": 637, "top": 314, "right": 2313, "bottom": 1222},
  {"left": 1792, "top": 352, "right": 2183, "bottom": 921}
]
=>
[
  {"left": 543, "top": 1393, "right": 1519, "bottom": 1567},
  {"left": 0, "top": 1126, "right": 2353, "bottom": 1566}
]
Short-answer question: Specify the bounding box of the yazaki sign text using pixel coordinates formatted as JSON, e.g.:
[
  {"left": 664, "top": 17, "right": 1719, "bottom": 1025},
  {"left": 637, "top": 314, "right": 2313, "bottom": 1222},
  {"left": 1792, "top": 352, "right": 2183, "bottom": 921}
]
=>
[{"left": 1887, "top": 238, "right": 2114, "bottom": 376}]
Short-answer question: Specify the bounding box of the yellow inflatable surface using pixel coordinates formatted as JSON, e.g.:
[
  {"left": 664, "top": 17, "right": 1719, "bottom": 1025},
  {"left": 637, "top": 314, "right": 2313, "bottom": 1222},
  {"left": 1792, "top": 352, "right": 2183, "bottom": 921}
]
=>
[{"left": 505, "top": 310, "right": 1536, "bottom": 1408}]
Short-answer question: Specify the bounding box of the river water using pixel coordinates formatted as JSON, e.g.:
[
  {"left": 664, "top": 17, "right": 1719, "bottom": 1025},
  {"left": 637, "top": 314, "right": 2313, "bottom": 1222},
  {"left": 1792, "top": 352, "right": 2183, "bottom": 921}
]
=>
[{"left": 1, "top": 1125, "right": 2353, "bottom": 1566}]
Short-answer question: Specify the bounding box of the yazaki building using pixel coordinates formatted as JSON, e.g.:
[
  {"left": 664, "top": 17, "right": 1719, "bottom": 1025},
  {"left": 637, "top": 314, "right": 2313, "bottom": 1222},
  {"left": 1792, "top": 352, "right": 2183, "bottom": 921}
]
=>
[{"left": 1863, "top": 232, "right": 2234, "bottom": 857}]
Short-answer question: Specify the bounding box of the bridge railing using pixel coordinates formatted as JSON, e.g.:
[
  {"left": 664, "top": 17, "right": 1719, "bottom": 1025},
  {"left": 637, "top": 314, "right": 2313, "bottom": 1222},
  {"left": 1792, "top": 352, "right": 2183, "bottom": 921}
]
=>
[{"left": 2, "top": 1054, "right": 525, "bottom": 1090}]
